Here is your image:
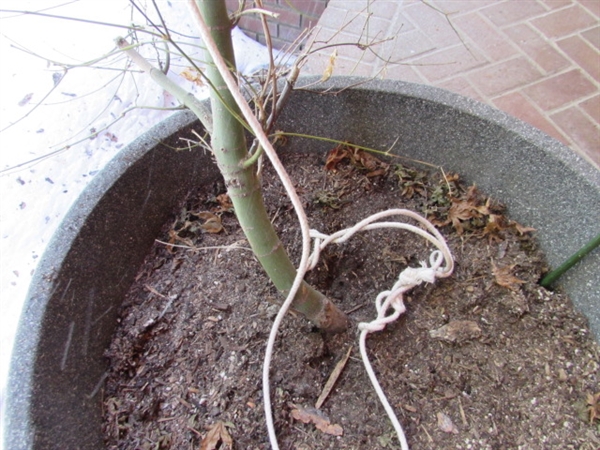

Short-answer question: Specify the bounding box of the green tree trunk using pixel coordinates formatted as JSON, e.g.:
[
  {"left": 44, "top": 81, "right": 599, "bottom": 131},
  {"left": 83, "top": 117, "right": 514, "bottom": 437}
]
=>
[{"left": 194, "top": 0, "right": 347, "bottom": 332}]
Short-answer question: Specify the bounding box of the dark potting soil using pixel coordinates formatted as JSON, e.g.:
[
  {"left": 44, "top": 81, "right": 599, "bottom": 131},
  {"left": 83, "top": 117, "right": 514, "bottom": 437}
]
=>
[{"left": 102, "top": 145, "right": 600, "bottom": 449}]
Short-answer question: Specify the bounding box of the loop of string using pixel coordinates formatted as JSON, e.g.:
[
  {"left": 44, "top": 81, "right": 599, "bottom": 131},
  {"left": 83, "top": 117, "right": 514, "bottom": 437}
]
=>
[{"left": 308, "top": 209, "right": 454, "bottom": 450}]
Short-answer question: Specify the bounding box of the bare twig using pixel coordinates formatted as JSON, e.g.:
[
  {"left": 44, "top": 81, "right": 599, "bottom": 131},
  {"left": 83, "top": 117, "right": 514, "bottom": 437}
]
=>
[{"left": 315, "top": 346, "right": 353, "bottom": 409}]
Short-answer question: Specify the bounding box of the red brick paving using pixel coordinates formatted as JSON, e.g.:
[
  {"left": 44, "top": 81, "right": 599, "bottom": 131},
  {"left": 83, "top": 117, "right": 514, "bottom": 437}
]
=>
[
  {"left": 557, "top": 35, "right": 600, "bottom": 81},
  {"left": 582, "top": 26, "right": 600, "bottom": 49},
  {"left": 411, "top": 45, "right": 487, "bottom": 82},
  {"left": 523, "top": 69, "right": 596, "bottom": 110},
  {"left": 580, "top": 94, "right": 600, "bottom": 122},
  {"left": 469, "top": 57, "right": 543, "bottom": 96},
  {"left": 453, "top": 12, "right": 519, "bottom": 61},
  {"left": 481, "top": 1, "right": 547, "bottom": 27},
  {"left": 531, "top": 4, "right": 597, "bottom": 38},
  {"left": 503, "top": 23, "right": 570, "bottom": 74},
  {"left": 305, "top": 0, "right": 600, "bottom": 168},
  {"left": 552, "top": 106, "right": 600, "bottom": 153}
]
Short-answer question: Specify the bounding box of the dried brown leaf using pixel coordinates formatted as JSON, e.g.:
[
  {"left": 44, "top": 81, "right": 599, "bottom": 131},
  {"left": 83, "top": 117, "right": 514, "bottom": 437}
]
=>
[
  {"left": 291, "top": 406, "right": 343, "bottom": 436},
  {"left": 512, "top": 221, "right": 536, "bottom": 235},
  {"left": 167, "top": 228, "right": 194, "bottom": 251},
  {"left": 321, "top": 49, "right": 337, "bottom": 82},
  {"left": 181, "top": 67, "right": 204, "bottom": 86},
  {"left": 492, "top": 262, "right": 525, "bottom": 291},
  {"left": 196, "top": 212, "right": 224, "bottom": 234},
  {"left": 324, "top": 144, "right": 388, "bottom": 176},
  {"left": 215, "top": 193, "right": 233, "bottom": 212},
  {"left": 483, "top": 214, "right": 509, "bottom": 242},
  {"left": 325, "top": 145, "right": 350, "bottom": 171},
  {"left": 435, "top": 185, "right": 500, "bottom": 235},
  {"left": 445, "top": 186, "right": 484, "bottom": 234},
  {"left": 586, "top": 392, "right": 600, "bottom": 424},
  {"left": 429, "top": 320, "right": 481, "bottom": 343},
  {"left": 200, "top": 421, "right": 233, "bottom": 450}
]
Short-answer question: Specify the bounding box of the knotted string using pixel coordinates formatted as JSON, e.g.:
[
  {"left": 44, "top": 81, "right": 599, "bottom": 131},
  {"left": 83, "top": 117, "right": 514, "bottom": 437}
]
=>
[{"left": 307, "top": 209, "right": 453, "bottom": 450}]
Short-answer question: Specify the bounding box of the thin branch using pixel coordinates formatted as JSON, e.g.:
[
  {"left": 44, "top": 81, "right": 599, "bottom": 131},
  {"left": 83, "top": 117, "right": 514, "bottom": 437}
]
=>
[
  {"left": 421, "top": 0, "right": 477, "bottom": 60},
  {"left": 0, "top": 68, "right": 66, "bottom": 133},
  {"left": 0, "top": 9, "right": 162, "bottom": 38},
  {"left": 150, "top": 0, "right": 171, "bottom": 73},
  {"left": 42, "top": 71, "right": 126, "bottom": 106},
  {"left": 0, "top": 104, "right": 181, "bottom": 174},
  {"left": 256, "top": 0, "right": 277, "bottom": 129},
  {"left": 116, "top": 37, "right": 213, "bottom": 134}
]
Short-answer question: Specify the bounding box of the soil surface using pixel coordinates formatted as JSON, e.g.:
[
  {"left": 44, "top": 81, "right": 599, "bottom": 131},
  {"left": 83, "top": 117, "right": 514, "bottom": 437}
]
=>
[{"left": 102, "top": 145, "right": 600, "bottom": 449}]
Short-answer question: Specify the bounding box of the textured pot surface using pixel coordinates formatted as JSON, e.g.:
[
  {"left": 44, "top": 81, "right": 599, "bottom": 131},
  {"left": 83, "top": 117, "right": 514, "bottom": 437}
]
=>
[{"left": 6, "top": 77, "right": 599, "bottom": 449}]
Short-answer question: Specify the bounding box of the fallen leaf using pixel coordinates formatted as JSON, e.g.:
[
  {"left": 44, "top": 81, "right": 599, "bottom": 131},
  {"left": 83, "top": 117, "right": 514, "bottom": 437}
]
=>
[
  {"left": 437, "top": 412, "right": 459, "bottom": 434},
  {"left": 492, "top": 262, "right": 525, "bottom": 291},
  {"left": 291, "top": 405, "right": 343, "bottom": 436},
  {"left": 433, "top": 185, "right": 499, "bottom": 235},
  {"left": 315, "top": 346, "right": 352, "bottom": 409},
  {"left": 325, "top": 143, "right": 388, "bottom": 175},
  {"left": 447, "top": 187, "right": 488, "bottom": 234},
  {"left": 196, "top": 212, "right": 224, "bottom": 234},
  {"left": 200, "top": 421, "right": 233, "bottom": 450},
  {"left": 167, "top": 228, "right": 194, "bottom": 251},
  {"left": 429, "top": 320, "right": 481, "bottom": 343},
  {"left": 511, "top": 221, "right": 536, "bottom": 235},
  {"left": 215, "top": 193, "right": 233, "bottom": 212},
  {"left": 395, "top": 164, "right": 428, "bottom": 198},
  {"left": 586, "top": 392, "right": 600, "bottom": 424},
  {"left": 325, "top": 145, "right": 350, "bottom": 171}
]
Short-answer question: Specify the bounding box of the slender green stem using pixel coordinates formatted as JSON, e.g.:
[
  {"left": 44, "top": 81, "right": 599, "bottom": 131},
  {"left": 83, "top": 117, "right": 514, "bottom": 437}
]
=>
[
  {"left": 540, "top": 232, "right": 600, "bottom": 288},
  {"left": 242, "top": 144, "right": 264, "bottom": 168},
  {"left": 275, "top": 132, "right": 441, "bottom": 168},
  {"left": 116, "top": 37, "right": 213, "bottom": 133}
]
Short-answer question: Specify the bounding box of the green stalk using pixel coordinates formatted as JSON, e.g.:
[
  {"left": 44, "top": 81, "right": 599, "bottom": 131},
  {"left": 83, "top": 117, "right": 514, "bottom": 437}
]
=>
[
  {"left": 115, "top": 38, "right": 213, "bottom": 133},
  {"left": 193, "top": 0, "right": 347, "bottom": 332},
  {"left": 540, "top": 232, "right": 600, "bottom": 288}
]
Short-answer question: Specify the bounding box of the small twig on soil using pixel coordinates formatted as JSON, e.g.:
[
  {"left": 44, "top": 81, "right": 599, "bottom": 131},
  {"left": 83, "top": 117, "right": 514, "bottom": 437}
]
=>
[
  {"left": 457, "top": 397, "right": 468, "bottom": 426},
  {"left": 187, "top": 426, "right": 203, "bottom": 438},
  {"left": 154, "top": 239, "right": 251, "bottom": 251},
  {"left": 315, "top": 345, "right": 353, "bottom": 409},
  {"left": 145, "top": 284, "right": 168, "bottom": 299},
  {"left": 344, "top": 302, "right": 368, "bottom": 315},
  {"left": 420, "top": 424, "right": 434, "bottom": 443}
]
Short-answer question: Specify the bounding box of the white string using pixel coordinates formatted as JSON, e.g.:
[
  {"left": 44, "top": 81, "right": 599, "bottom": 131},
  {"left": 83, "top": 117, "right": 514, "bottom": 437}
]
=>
[
  {"left": 187, "top": 6, "right": 453, "bottom": 448},
  {"left": 308, "top": 209, "right": 454, "bottom": 450}
]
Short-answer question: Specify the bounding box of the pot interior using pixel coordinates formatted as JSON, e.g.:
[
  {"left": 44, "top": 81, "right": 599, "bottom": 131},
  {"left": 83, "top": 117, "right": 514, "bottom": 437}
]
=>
[{"left": 7, "top": 78, "right": 600, "bottom": 448}]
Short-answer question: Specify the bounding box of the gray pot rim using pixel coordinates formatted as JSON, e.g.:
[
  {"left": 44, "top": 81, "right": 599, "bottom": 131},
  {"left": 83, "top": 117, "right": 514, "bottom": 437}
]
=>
[{"left": 6, "top": 76, "right": 599, "bottom": 449}]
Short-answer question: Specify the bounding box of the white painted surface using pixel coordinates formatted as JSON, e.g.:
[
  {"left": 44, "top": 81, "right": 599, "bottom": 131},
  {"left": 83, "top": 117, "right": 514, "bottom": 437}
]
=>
[{"left": 0, "top": 1, "right": 277, "bottom": 444}]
